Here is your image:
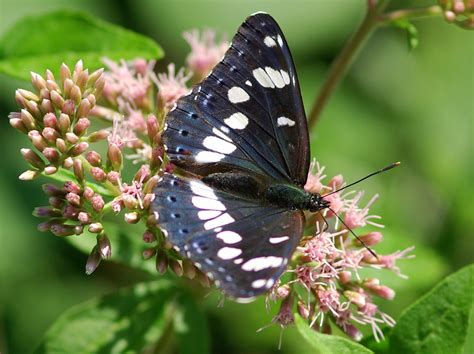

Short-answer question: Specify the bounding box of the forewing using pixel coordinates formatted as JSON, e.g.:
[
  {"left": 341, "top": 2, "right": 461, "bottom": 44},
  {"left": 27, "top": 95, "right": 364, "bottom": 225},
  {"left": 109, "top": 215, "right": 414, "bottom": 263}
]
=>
[
  {"left": 164, "top": 12, "right": 309, "bottom": 185},
  {"left": 153, "top": 174, "right": 304, "bottom": 299}
]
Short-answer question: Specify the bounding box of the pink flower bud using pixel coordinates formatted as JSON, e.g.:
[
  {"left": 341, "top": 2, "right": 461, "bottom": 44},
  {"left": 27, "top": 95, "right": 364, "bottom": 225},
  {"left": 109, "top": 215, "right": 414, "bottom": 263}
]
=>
[
  {"left": 86, "top": 93, "right": 96, "bottom": 106},
  {"left": 107, "top": 143, "right": 123, "bottom": 171},
  {"left": 134, "top": 164, "right": 150, "bottom": 182},
  {"left": 355, "top": 232, "right": 383, "bottom": 247},
  {"left": 124, "top": 212, "right": 140, "bottom": 224},
  {"left": 328, "top": 174, "right": 344, "bottom": 190},
  {"left": 44, "top": 166, "right": 58, "bottom": 175},
  {"left": 122, "top": 195, "right": 138, "bottom": 209},
  {"left": 83, "top": 187, "right": 94, "bottom": 200},
  {"left": 343, "top": 324, "right": 363, "bottom": 342},
  {"left": 62, "top": 99, "right": 75, "bottom": 115},
  {"left": 107, "top": 171, "right": 120, "bottom": 184},
  {"left": 49, "top": 196, "right": 64, "bottom": 208},
  {"left": 87, "top": 68, "right": 104, "bottom": 88},
  {"left": 88, "top": 129, "right": 109, "bottom": 142},
  {"left": 76, "top": 98, "right": 92, "bottom": 118},
  {"left": 59, "top": 113, "right": 71, "bottom": 133},
  {"left": 297, "top": 301, "right": 310, "bottom": 319},
  {"left": 338, "top": 271, "right": 352, "bottom": 284},
  {"left": 17, "top": 88, "right": 39, "bottom": 101},
  {"left": 97, "top": 233, "right": 111, "bottom": 258},
  {"left": 50, "top": 224, "right": 83, "bottom": 237},
  {"left": 40, "top": 99, "right": 54, "bottom": 114},
  {"left": 143, "top": 247, "right": 157, "bottom": 260},
  {"left": 43, "top": 183, "right": 66, "bottom": 196},
  {"left": 56, "top": 138, "right": 67, "bottom": 153},
  {"left": 91, "top": 167, "right": 106, "bottom": 182},
  {"left": 155, "top": 250, "right": 168, "bottom": 274},
  {"left": 86, "top": 151, "right": 102, "bottom": 166},
  {"left": 26, "top": 100, "right": 40, "bottom": 117},
  {"left": 143, "top": 175, "right": 160, "bottom": 195},
  {"left": 64, "top": 181, "right": 81, "bottom": 194},
  {"left": 142, "top": 193, "right": 155, "bottom": 209},
  {"left": 169, "top": 258, "right": 183, "bottom": 277},
  {"left": 66, "top": 132, "right": 79, "bottom": 144},
  {"left": 73, "top": 60, "right": 84, "bottom": 80},
  {"left": 88, "top": 223, "right": 103, "bottom": 233},
  {"left": 111, "top": 199, "right": 124, "bottom": 213},
  {"left": 66, "top": 192, "right": 81, "bottom": 207},
  {"left": 344, "top": 290, "right": 366, "bottom": 308},
  {"left": 43, "top": 112, "right": 58, "bottom": 129},
  {"left": 40, "top": 88, "right": 50, "bottom": 100},
  {"left": 78, "top": 211, "right": 91, "bottom": 224},
  {"left": 42, "top": 147, "right": 60, "bottom": 164},
  {"left": 369, "top": 285, "right": 395, "bottom": 300},
  {"left": 74, "top": 117, "right": 90, "bottom": 136},
  {"left": 73, "top": 158, "right": 84, "bottom": 183},
  {"left": 9, "top": 117, "right": 28, "bottom": 134},
  {"left": 71, "top": 142, "right": 89, "bottom": 156},
  {"left": 60, "top": 63, "right": 72, "bottom": 84},
  {"left": 147, "top": 115, "right": 159, "bottom": 141},
  {"left": 142, "top": 230, "right": 156, "bottom": 243},
  {"left": 46, "top": 79, "right": 59, "bottom": 92},
  {"left": 20, "top": 109, "right": 36, "bottom": 130},
  {"left": 28, "top": 130, "right": 48, "bottom": 151},
  {"left": 50, "top": 90, "right": 65, "bottom": 110},
  {"left": 70, "top": 85, "right": 82, "bottom": 105},
  {"left": 63, "top": 204, "right": 79, "bottom": 219},
  {"left": 21, "top": 148, "right": 45, "bottom": 169},
  {"left": 85, "top": 245, "right": 101, "bottom": 275},
  {"left": 45, "top": 69, "right": 55, "bottom": 81},
  {"left": 91, "top": 194, "right": 105, "bottom": 211},
  {"left": 33, "top": 206, "right": 62, "bottom": 218},
  {"left": 30, "top": 72, "right": 47, "bottom": 91},
  {"left": 37, "top": 220, "right": 55, "bottom": 232},
  {"left": 62, "top": 157, "right": 74, "bottom": 169},
  {"left": 75, "top": 70, "right": 89, "bottom": 91},
  {"left": 42, "top": 127, "right": 59, "bottom": 143},
  {"left": 183, "top": 261, "right": 196, "bottom": 279}
]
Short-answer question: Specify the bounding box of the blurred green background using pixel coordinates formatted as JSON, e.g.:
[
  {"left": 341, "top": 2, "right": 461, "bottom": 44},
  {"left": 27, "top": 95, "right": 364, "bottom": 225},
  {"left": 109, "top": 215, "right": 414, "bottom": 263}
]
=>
[{"left": 0, "top": 0, "right": 472, "bottom": 353}]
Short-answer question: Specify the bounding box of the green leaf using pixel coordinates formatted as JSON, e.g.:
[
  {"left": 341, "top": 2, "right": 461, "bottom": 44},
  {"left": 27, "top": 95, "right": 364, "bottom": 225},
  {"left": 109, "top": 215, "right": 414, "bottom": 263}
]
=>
[
  {"left": 388, "top": 264, "right": 474, "bottom": 354},
  {"left": 66, "top": 221, "right": 156, "bottom": 274},
  {"left": 295, "top": 315, "right": 373, "bottom": 354},
  {"left": 0, "top": 10, "right": 163, "bottom": 81},
  {"left": 391, "top": 19, "right": 419, "bottom": 50},
  {"left": 173, "top": 293, "right": 211, "bottom": 354},
  {"left": 35, "top": 280, "right": 177, "bottom": 354}
]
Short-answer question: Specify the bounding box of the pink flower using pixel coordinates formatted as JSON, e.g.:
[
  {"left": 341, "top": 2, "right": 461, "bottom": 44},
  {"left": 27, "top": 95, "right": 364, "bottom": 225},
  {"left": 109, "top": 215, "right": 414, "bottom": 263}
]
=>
[
  {"left": 344, "top": 192, "right": 384, "bottom": 229},
  {"left": 183, "top": 29, "right": 228, "bottom": 80},
  {"left": 153, "top": 63, "right": 191, "bottom": 113},
  {"left": 304, "top": 159, "right": 328, "bottom": 193}
]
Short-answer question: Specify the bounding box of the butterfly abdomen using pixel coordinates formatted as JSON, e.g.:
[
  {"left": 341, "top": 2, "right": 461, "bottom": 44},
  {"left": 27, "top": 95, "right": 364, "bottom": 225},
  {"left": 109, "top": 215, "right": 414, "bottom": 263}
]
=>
[{"left": 264, "top": 184, "right": 310, "bottom": 210}]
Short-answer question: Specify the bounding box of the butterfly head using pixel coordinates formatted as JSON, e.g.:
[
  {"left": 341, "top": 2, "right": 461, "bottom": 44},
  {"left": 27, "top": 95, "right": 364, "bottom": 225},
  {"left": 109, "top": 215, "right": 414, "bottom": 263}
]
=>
[{"left": 308, "top": 193, "right": 330, "bottom": 213}]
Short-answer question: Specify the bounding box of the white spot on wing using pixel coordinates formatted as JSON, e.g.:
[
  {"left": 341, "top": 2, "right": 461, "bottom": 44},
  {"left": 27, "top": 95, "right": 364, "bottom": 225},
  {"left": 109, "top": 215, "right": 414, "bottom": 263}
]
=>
[
  {"left": 245, "top": 80, "right": 252, "bottom": 87},
  {"left": 191, "top": 196, "right": 226, "bottom": 211},
  {"left": 242, "top": 256, "right": 284, "bottom": 272},
  {"left": 203, "top": 136, "right": 236, "bottom": 154},
  {"left": 220, "top": 126, "right": 230, "bottom": 134},
  {"left": 264, "top": 36, "right": 277, "bottom": 47},
  {"left": 212, "top": 127, "right": 232, "bottom": 142},
  {"left": 277, "top": 35, "right": 283, "bottom": 47},
  {"left": 251, "top": 279, "right": 267, "bottom": 288},
  {"left": 217, "top": 231, "right": 242, "bottom": 244},
  {"left": 224, "top": 112, "right": 249, "bottom": 130},
  {"left": 198, "top": 210, "right": 221, "bottom": 220},
  {"left": 204, "top": 213, "right": 235, "bottom": 230},
  {"left": 277, "top": 116, "right": 296, "bottom": 127},
  {"left": 228, "top": 86, "right": 249, "bottom": 103},
  {"left": 253, "top": 68, "right": 275, "bottom": 88},
  {"left": 233, "top": 258, "right": 243, "bottom": 264},
  {"left": 190, "top": 180, "right": 217, "bottom": 199},
  {"left": 280, "top": 70, "right": 290, "bottom": 85},
  {"left": 195, "top": 151, "right": 225, "bottom": 163},
  {"left": 265, "top": 67, "right": 285, "bottom": 88},
  {"left": 269, "top": 236, "right": 290, "bottom": 244},
  {"left": 217, "top": 247, "right": 242, "bottom": 260}
]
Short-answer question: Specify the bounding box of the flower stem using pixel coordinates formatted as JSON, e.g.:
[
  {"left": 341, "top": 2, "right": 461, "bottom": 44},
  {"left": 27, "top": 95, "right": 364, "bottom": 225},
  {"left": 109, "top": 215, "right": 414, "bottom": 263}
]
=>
[
  {"left": 307, "top": 5, "right": 379, "bottom": 130},
  {"left": 307, "top": 3, "right": 445, "bottom": 130}
]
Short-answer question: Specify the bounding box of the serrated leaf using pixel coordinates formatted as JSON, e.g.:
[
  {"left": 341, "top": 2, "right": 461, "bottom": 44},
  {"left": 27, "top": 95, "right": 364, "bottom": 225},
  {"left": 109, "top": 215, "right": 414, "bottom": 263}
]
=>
[
  {"left": 295, "top": 315, "right": 373, "bottom": 354},
  {"left": 173, "top": 293, "right": 211, "bottom": 354},
  {"left": 66, "top": 221, "right": 156, "bottom": 274},
  {"left": 0, "top": 10, "right": 163, "bottom": 81},
  {"left": 35, "top": 280, "right": 176, "bottom": 354},
  {"left": 388, "top": 264, "right": 474, "bottom": 354}
]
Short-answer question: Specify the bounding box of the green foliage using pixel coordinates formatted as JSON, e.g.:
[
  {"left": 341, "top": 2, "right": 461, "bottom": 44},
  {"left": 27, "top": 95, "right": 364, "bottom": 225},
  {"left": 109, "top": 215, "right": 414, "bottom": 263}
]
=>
[
  {"left": 0, "top": 10, "right": 163, "bottom": 81},
  {"left": 388, "top": 264, "right": 474, "bottom": 354},
  {"left": 35, "top": 280, "right": 209, "bottom": 354},
  {"left": 391, "top": 19, "right": 419, "bottom": 49},
  {"left": 295, "top": 315, "right": 373, "bottom": 354}
]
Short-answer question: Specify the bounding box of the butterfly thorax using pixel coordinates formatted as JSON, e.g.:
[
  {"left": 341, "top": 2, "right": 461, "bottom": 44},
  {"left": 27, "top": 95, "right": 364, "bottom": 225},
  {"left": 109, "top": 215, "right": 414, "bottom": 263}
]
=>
[{"left": 264, "top": 183, "right": 330, "bottom": 212}]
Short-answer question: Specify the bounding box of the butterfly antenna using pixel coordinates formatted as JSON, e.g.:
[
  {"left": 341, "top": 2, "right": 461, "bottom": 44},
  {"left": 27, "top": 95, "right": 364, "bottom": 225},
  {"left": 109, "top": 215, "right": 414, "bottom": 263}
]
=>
[
  {"left": 322, "top": 162, "right": 400, "bottom": 198},
  {"left": 327, "top": 206, "right": 378, "bottom": 259}
]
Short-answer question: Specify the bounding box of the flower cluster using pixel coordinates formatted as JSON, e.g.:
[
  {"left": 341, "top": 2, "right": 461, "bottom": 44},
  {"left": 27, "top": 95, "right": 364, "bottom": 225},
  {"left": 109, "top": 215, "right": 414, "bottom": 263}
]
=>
[
  {"left": 264, "top": 161, "right": 414, "bottom": 342},
  {"left": 439, "top": 0, "right": 474, "bottom": 28},
  {"left": 10, "top": 29, "right": 226, "bottom": 279},
  {"left": 10, "top": 24, "right": 413, "bottom": 343}
]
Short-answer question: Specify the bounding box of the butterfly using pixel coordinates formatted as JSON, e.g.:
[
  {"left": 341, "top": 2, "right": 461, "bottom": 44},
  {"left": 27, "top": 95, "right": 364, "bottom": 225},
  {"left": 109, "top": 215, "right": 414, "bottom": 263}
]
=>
[{"left": 152, "top": 12, "right": 330, "bottom": 301}]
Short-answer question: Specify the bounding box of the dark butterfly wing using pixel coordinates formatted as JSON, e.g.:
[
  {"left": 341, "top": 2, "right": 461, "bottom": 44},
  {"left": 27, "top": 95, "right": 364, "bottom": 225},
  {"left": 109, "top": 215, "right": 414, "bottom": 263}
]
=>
[
  {"left": 153, "top": 174, "right": 304, "bottom": 300},
  {"left": 164, "top": 12, "right": 310, "bottom": 185}
]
